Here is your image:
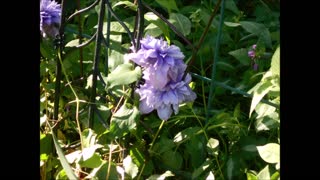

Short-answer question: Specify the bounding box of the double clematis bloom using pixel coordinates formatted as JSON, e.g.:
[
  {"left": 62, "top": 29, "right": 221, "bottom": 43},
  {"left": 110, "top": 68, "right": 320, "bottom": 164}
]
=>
[
  {"left": 125, "top": 36, "right": 197, "bottom": 120},
  {"left": 40, "top": 0, "right": 61, "bottom": 38}
]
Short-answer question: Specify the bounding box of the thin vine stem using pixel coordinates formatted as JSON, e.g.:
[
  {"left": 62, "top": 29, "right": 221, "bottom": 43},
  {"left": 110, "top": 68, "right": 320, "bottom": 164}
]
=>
[
  {"left": 206, "top": 0, "right": 225, "bottom": 124},
  {"left": 88, "top": 0, "right": 106, "bottom": 128}
]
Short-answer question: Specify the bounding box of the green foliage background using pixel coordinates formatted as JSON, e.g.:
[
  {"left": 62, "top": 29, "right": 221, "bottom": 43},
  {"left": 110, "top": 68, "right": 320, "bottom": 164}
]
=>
[{"left": 40, "top": 0, "right": 280, "bottom": 179}]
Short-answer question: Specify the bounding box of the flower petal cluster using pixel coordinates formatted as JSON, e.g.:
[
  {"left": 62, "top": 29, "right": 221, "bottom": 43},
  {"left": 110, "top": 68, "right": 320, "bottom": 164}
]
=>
[
  {"left": 40, "top": 0, "right": 61, "bottom": 38},
  {"left": 125, "top": 36, "right": 196, "bottom": 120}
]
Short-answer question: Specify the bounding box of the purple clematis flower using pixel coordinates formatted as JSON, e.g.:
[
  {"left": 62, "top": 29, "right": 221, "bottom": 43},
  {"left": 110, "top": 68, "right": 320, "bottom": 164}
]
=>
[
  {"left": 136, "top": 74, "right": 197, "bottom": 121},
  {"left": 125, "top": 35, "right": 187, "bottom": 89},
  {"left": 40, "top": 0, "right": 61, "bottom": 38},
  {"left": 126, "top": 36, "right": 197, "bottom": 120}
]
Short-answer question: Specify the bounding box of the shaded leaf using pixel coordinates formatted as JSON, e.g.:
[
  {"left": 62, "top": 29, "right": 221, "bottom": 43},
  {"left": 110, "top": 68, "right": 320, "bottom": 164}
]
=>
[
  {"left": 169, "top": 13, "right": 191, "bottom": 36},
  {"left": 224, "top": 21, "right": 241, "bottom": 27},
  {"left": 191, "top": 159, "right": 214, "bottom": 179},
  {"left": 110, "top": 103, "right": 140, "bottom": 138},
  {"left": 228, "top": 48, "right": 251, "bottom": 66},
  {"left": 155, "top": 0, "right": 179, "bottom": 12},
  {"left": 145, "top": 12, "right": 170, "bottom": 39},
  {"left": 161, "top": 150, "right": 183, "bottom": 170},
  {"left": 174, "top": 126, "right": 201, "bottom": 143}
]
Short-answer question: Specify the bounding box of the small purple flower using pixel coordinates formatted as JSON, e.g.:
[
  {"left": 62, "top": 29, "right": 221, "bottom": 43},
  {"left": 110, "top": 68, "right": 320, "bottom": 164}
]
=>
[
  {"left": 40, "top": 0, "right": 61, "bottom": 38},
  {"left": 136, "top": 74, "right": 196, "bottom": 120},
  {"left": 248, "top": 50, "right": 255, "bottom": 59},
  {"left": 252, "top": 44, "right": 257, "bottom": 50},
  {"left": 253, "top": 63, "right": 259, "bottom": 71},
  {"left": 248, "top": 44, "right": 257, "bottom": 59}
]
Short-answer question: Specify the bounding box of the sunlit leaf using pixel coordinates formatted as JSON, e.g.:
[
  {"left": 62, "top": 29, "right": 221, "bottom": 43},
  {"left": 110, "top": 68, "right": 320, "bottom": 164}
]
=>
[
  {"left": 112, "top": 1, "right": 137, "bottom": 11},
  {"left": 106, "top": 63, "right": 142, "bottom": 89},
  {"left": 123, "top": 155, "right": 139, "bottom": 179},
  {"left": 173, "top": 126, "right": 201, "bottom": 143},
  {"left": 257, "top": 143, "right": 280, "bottom": 163},
  {"left": 271, "top": 46, "right": 280, "bottom": 76},
  {"left": 147, "top": 170, "right": 174, "bottom": 180},
  {"left": 257, "top": 165, "right": 271, "bottom": 180}
]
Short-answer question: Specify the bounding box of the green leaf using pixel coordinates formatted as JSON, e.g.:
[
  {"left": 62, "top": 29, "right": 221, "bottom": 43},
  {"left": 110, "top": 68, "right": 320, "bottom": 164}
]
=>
[
  {"left": 228, "top": 48, "right": 251, "bottom": 66},
  {"left": 225, "top": 0, "right": 240, "bottom": 14},
  {"left": 173, "top": 126, "right": 201, "bottom": 143},
  {"left": 79, "top": 153, "right": 103, "bottom": 168},
  {"left": 110, "top": 103, "right": 140, "bottom": 138},
  {"left": 87, "top": 161, "right": 118, "bottom": 180},
  {"left": 51, "top": 131, "right": 78, "bottom": 180},
  {"left": 161, "top": 150, "right": 183, "bottom": 170},
  {"left": 147, "top": 170, "right": 174, "bottom": 180},
  {"left": 123, "top": 155, "right": 139, "bottom": 179},
  {"left": 112, "top": 1, "right": 137, "bottom": 11},
  {"left": 82, "top": 128, "right": 98, "bottom": 148},
  {"left": 130, "top": 147, "right": 144, "bottom": 167},
  {"left": 255, "top": 112, "right": 279, "bottom": 131},
  {"left": 257, "top": 165, "right": 271, "bottom": 180},
  {"left": 191, "top": 159, "right": 214, "bottom": 179},
  {"left": 153, "top": 136, "right": 176, "bottom": 154},
  {"left": 271, "top": 46, "right": 280, "bottom": 76},
  {"left": 155, "top": 0, "right": 179, "bottom": 12},
  {"left": 207, "top": 138, "right": 219, "bottom": 150},
  {"left": 239, "top": 21, "right": 272, "bottom": 48},
  {"left": 65, "top": 39, "right": 80, "bottom": 47},
  {"left": 145, "top": 23, "right": 163, "bottom": 37},
  {"left": 257, "top": 143, "right": 280, "bottom": 163},
  {"left": 239, "top": 21, "right": 265, "bottom": 35},
  {"left": 169, "top": 13, "right": 191, "bottom": 36},
  {"left": 224, "top": 21, "right": 241, "bottom": 27},
  {"left": 55, "top": 169, "right": 68, "bottom": 180},
  {"left": 106, "top": 63, "right": 142, "bottom": 89},
  {"left": 247, "top": 171, "right": 258, "bottom": 180},
  {"left": 144, "top": 12, "right": 170, "bottom": 39},
  {"left": 249, "top": 79, "right": 273, "bottom": 117},
  {"left": 271, "top": 171, "right": 280, "bottom": 180}
]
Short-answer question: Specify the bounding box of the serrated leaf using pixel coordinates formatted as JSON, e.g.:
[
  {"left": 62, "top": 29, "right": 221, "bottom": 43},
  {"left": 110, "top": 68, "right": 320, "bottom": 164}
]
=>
[
  {"left": 123, "top": 155, "right": 139, "bottom": 179},
  {"left": 229, "top": 48, "right": 251, "bottom": 65},
  {"left": 257, "top": 143, "right": 280, "bottom": 163},
  {"left": 147, "top": 170, "right": 174, "bottom": 180},
  {"left": 112, "top": 1, "right": 137, "bottom": 11},
  {"left": 155, "top": 0, "right": 179, "bottom": 12},
  {"left": 257, "top": 165, "right": 271, "bottom": 180},
  {"left": 169, "top": 13, "right": 191, "bottom": 36},
  {"left": 271, "top": 46, "right": 280, "bottom": 76},
  {"left": 106, "top": 63, "right": 141, "bottom": 89},
  {"left": 110, "top": 103, "right": 140, "bottom": 138},
  {"left": 173, "top": 126, "right": 201, "bottom": 143}
]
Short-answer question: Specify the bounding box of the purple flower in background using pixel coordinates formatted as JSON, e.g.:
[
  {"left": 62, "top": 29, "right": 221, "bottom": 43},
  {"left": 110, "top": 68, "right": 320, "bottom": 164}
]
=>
[
  {"left": 125, "top": 35, "right": 187, "bottom": 89},
  {"left": 248, "top": 44, "right": 257, "bottom": 59},
  {"left": 136, "top": 74, "right": 196, "bottom": 120},
  {"left": 40, "top": 0, "right": 61, "bottom": 38},
  {"left": 126, "top": 36, "right": 197, "bottom": 120}
]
